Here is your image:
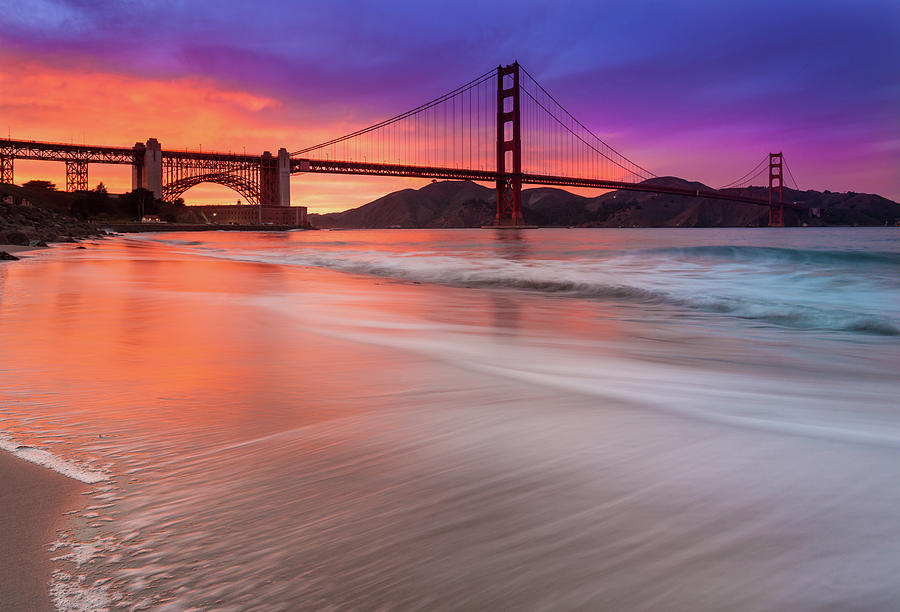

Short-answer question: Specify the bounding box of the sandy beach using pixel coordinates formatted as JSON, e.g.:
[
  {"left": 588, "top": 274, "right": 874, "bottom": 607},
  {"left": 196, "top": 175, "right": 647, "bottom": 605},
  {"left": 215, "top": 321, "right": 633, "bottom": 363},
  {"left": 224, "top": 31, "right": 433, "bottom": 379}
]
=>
[{"left": 0, "top": 453, "right": 85, "bottom": 612}]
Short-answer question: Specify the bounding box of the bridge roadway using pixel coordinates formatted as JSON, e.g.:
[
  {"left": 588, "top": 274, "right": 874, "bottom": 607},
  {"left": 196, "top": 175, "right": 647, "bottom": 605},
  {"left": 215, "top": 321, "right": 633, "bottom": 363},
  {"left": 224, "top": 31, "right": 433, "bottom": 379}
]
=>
[
  {"left": 291, "top": 158, "right": 805, "bottom": 211},
  {"left": 0, "top": 138, "right": 269, "bottom": 165},
  {"left": 0, "top": 138, "right": 140, "bottom": 164}
]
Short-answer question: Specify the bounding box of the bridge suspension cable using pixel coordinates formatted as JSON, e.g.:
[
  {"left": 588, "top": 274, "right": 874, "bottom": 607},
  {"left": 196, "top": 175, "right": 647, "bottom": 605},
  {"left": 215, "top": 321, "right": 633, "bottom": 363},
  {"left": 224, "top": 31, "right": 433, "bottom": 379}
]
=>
[
  {"left": 783, "top": 156, "right": 801, "bottom": 191},
  {"left": 718, "top": 154, "right": 770, "bottom": 190},
  {"left": 290, "top": 63, "right": 657, "bottom": 186},
  {"left": 517, "top": 66, "right": 655, "bottom": 184},
  {"left": 291, "top": 69, "right": 498, "bottom": 172}
]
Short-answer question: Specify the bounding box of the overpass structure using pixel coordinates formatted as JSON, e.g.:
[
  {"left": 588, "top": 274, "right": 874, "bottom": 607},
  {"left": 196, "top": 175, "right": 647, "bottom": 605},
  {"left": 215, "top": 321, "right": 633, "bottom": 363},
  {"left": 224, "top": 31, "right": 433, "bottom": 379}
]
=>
[{"left": 0, "top": 138, "right": 292, "bottom": 207}]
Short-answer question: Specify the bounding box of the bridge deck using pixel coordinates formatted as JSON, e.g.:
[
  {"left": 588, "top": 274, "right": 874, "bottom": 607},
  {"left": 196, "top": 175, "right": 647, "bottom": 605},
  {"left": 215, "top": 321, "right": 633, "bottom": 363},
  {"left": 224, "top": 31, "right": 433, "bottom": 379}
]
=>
[
  {"left": 0, "top": 138, "right": 801, "bottom": 212},
  {"left": 0, "top": 138, "right": 139, "bottom": 164},
  {"left": 291, "top": 159, "right": 803, "bottom": 210}
]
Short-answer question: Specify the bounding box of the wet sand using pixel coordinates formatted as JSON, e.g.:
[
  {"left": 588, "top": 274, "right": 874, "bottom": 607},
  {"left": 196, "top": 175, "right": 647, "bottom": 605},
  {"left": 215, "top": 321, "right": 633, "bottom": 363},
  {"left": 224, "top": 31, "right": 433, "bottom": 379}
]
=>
[{"left": 0, "top": 453, "right": 85, "bottom": 612}]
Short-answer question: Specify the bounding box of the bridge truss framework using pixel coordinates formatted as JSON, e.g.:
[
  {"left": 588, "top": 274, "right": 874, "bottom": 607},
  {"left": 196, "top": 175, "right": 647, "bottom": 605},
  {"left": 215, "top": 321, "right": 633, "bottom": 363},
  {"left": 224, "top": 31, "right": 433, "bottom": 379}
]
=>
[{"left": 0, "top": 138, "right": 292, "bottom": 208}]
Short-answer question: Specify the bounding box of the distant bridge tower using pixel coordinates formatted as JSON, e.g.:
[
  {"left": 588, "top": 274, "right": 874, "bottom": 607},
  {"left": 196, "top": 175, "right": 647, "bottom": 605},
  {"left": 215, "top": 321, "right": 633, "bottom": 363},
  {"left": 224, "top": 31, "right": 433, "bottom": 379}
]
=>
[
  {"left": 495, "top": 62, "right": 524, "bottom": 226},
  {"left": 768, "top": 152, "right": 784, "bottom": 227},
  {"left": 259, "top": 148, "right": 292, "bottom": 206},
  {"left": 260, "top": 151, "right": 279, "bottom": 206},
  {"left": 131, "top": 141, "right": 145, "bottom": 193},
  {"left": 278, "top": 148, "right": 291, "bottom": 207}
]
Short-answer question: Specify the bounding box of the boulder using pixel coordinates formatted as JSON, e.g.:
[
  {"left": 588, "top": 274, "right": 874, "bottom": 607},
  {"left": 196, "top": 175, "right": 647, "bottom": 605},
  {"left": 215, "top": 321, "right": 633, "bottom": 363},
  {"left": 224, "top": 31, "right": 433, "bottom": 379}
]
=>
[{"left": 3, "top": 230, "right": 30, "bottom": 245}]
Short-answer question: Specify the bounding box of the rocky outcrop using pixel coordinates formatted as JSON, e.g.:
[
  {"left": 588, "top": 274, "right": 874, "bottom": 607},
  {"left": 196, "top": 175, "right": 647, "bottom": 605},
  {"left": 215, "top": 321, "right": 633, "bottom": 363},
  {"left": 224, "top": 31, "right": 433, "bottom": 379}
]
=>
[{"left": 0, "top": 201, "right": 109, "bottom": 246}]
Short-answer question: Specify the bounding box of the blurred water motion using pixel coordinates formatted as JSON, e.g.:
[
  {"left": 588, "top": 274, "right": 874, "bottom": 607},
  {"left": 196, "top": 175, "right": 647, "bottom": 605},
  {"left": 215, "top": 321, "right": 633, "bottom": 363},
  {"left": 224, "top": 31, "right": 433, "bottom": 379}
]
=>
[{"left": 1, "top": 228, "right": 899, "bottom": 610}]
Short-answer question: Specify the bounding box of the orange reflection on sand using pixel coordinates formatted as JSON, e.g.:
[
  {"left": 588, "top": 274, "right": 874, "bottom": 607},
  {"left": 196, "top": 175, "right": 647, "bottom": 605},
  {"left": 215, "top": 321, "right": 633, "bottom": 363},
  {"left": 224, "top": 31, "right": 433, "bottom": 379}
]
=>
[
  {"left": 0, "top": 241, "right": 415, "bottom": 439},
  {"left": 0, "top": 230, "right": 632, "bottom": 450}
]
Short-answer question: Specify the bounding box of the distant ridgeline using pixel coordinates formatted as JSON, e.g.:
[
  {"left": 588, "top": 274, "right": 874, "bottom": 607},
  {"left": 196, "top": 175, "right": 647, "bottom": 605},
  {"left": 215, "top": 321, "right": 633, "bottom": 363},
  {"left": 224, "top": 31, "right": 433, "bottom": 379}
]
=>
[{"left": 309, "top": 178, "right": 900, "bottom": 229}]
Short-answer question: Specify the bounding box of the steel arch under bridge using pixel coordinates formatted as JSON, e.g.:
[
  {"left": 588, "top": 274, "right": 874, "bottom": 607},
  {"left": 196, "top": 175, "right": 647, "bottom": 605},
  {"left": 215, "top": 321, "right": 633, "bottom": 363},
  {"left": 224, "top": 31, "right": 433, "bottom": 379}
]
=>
[
  {"left": 160, "top": 149, "right": 289, "bottom": 206},
  {"left": 162, "top": 172, "right": 261, "bottom": 205}
]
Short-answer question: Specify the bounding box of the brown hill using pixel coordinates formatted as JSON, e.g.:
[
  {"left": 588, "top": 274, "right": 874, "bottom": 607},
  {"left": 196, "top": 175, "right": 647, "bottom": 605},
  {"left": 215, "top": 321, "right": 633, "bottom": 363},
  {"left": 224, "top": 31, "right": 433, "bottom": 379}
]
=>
[
  {"left": 305, "top": 177, "right": 900, "bottom": 229},
  {"left": 311, "top": 181, "right": 493, "bottom": 228}
]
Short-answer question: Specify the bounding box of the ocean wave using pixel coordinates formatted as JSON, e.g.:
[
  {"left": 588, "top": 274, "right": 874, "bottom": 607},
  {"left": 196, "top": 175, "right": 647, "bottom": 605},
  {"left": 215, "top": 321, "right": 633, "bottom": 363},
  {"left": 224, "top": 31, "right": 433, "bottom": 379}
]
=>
[
  {"left": 642, "top": 245, "right": 900, "bottom": 267},
  {"left": 160, "top": 239, "right": 900, "bottom": 337},
  {"left": 676, "top": 297, "right": 900, "bottom": 336},
  {"left": 234, "top": 250, "right": 900, "bottom": 336}
]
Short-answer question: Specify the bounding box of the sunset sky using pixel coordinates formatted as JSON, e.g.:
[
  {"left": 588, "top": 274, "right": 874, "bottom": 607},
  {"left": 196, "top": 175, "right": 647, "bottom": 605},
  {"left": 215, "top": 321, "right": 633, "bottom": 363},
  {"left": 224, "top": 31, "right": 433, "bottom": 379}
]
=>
[{"left": 2, "top": 0, "right": 898, "bottom": 212}]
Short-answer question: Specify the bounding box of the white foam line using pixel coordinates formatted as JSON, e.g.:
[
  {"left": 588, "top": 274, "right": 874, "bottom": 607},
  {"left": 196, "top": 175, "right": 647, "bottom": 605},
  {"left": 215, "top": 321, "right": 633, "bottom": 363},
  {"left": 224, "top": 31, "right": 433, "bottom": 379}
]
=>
[{"left": 0, "top": 435, "right": 108, "bottom": 484}]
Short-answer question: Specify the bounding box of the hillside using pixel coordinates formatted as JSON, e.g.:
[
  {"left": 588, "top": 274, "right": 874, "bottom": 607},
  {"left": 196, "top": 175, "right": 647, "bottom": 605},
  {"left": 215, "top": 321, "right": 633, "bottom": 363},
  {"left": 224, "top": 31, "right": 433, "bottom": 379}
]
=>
[{"left": 309, "top": 178, "right": 900, "bottom": 228}]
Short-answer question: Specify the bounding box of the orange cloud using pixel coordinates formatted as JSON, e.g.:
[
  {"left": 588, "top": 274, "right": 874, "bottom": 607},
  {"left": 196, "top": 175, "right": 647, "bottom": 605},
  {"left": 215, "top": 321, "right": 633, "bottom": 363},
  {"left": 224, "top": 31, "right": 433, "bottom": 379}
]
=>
[
  {"left": 0, "top": 54, "right": 282, "bottom": 150},
  {"left": 0, "top": 50, "right": 420, "bottom": 212}
]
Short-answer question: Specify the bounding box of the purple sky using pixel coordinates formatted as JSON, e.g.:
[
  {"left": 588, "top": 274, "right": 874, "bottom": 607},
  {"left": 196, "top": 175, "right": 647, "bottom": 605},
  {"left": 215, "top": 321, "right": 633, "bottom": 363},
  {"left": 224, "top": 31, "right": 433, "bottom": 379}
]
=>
[{"left": 3, "top": 0, "right": 899, "bottom": 205}]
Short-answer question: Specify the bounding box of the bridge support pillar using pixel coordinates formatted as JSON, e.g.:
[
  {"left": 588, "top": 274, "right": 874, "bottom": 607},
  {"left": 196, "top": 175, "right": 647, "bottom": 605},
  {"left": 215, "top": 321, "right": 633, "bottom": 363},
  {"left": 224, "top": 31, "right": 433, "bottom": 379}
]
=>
[
  {"left": 0, "top": 156, "right": 12, "bottom": 185},
  {"left": 142, "top": 138, "right": 163, "bottom": 199},
  {"left": 260, "top": 151, "right": 279, "bottom": 206},
  {"left": 65, "top": 160, "right": 89, "bottom": 192},
  {"left": 495, "top": 62, "right": 524, "bottom": 226},
  {"left": 131, "top": 142, "right": 146, "bottom": 193},
  {"left": 278, "top": 148, "right": 291, "bottom": 206},
  {"left": 768, "top": 205, "right": 784, "bottom": 227}
]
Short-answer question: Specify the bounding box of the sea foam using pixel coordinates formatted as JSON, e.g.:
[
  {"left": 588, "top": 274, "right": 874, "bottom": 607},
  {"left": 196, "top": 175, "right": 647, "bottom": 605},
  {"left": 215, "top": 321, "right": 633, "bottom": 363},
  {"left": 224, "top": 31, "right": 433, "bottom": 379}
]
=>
[{"left": 0, "top": 435, "right": 107, "bottom": 484}]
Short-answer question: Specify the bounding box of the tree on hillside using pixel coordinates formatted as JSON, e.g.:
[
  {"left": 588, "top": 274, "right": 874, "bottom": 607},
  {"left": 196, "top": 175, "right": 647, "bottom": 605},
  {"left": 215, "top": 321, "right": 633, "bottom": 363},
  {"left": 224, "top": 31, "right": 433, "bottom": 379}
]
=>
[
  {"left": 23, "top": 180, "right": 56, "bottom": 191},
  {"left": 71, "top": 184, "right": 112, "bottom": 220},
  {"left": 160, "top": 197, "right": 186, "bottom": 222},
  {"left": 118, "top": 188, "right": 161, "bottom": 220},
  {"left": 94, "top": 182, "right": 108, "bottom": 195}
]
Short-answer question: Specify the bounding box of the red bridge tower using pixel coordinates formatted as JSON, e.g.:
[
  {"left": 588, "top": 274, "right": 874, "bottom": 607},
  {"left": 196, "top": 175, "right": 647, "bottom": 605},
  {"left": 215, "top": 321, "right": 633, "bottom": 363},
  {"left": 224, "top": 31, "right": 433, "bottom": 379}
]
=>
[
  {"left": 768, "top": 152, "right": 785, "bottom": 227},
  {"left": 495, "top": 62, "right": 524, "bottom": 226}
]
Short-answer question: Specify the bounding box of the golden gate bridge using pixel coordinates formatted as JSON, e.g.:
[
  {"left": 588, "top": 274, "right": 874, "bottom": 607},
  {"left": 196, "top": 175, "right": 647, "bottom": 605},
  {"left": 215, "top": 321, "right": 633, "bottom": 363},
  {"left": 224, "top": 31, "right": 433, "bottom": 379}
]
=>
[{"left": 0, "top": 62, "right": 804, "bottom": 226}]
